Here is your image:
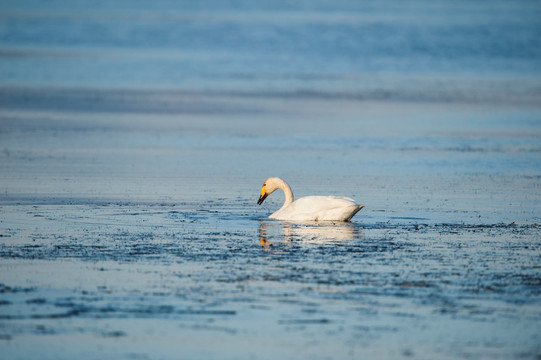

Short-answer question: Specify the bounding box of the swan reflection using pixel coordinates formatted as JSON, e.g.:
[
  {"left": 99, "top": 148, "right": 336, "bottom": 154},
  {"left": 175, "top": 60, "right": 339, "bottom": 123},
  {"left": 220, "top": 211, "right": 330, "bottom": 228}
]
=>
[{"left": 259, "top": 220, "right": 361, "bottom": 247}]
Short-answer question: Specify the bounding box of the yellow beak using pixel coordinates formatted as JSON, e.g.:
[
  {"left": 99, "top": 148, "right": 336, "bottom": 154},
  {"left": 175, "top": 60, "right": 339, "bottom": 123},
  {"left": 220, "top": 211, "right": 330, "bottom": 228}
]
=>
[{"left": 257, "top": 185, "right": 268, "bottom": 205}]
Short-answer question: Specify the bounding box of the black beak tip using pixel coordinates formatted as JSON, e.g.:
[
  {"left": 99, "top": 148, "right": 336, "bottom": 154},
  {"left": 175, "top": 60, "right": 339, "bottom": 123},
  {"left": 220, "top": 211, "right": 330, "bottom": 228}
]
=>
[{"left": 257, "top": 194, "right": 267, "bottom": 205}]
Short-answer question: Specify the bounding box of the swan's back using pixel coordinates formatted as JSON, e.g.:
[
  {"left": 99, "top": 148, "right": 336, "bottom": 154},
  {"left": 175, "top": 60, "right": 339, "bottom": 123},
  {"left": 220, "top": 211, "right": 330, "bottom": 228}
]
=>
[{"left": 270, "top": 196, "right": 364, "bottom": 221}]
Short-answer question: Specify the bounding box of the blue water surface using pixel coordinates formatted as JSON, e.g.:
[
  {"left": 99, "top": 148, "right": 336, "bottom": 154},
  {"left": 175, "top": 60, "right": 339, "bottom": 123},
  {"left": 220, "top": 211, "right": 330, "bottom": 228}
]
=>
[
  {"left": 1, "top": 0, "right": 540, "bottom": 95},
  {"left": 1, "top": 2, "right": 541, "bottom": 360}
]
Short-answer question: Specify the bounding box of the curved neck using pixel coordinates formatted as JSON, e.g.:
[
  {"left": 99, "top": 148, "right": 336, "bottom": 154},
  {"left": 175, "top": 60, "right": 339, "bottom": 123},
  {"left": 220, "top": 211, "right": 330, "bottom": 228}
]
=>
[{"left": 277, "top": 178, "right": 294, "bottom": 211}]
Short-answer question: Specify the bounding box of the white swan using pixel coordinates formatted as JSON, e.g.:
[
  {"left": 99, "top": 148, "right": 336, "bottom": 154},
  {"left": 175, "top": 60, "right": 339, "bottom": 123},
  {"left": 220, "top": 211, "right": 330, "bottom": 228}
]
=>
[{"left": 257, "top": 177, "right": 364, "bottom": 221}]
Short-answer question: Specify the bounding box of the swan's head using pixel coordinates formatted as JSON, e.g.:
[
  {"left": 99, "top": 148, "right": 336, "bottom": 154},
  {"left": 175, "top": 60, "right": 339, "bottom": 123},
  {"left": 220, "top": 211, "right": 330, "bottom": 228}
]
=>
[{"left": 257, "top": 177, "right": 282, "bottom": 205}]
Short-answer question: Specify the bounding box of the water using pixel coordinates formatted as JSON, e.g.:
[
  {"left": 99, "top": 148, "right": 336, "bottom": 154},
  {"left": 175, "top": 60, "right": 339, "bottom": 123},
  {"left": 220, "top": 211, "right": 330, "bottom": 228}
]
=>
[
  {"left": 1, "top": 1, "right": 541, "bottom": 359},
  {"left": 1, "top": 1, "right": 540, "bottom": 98}
]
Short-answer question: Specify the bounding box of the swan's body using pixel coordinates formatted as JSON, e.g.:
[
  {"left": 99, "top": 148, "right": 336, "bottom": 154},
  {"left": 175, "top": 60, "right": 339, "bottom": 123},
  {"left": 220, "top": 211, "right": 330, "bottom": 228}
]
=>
[{"left": 257, "top": 177, "right": 364, "bottom": 221}]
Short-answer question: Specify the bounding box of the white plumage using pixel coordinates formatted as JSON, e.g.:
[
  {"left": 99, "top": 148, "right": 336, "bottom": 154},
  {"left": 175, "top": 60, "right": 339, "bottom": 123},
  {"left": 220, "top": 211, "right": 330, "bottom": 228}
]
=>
[{"left": 257, "top": 177, "right": 364, "bottom": 221}]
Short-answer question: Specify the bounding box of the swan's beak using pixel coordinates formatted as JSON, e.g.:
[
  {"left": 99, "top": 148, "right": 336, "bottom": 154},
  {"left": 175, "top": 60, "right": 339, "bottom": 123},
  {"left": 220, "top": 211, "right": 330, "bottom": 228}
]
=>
[{"left": 257, "top": 185, "right": 268, "bottom": 205}]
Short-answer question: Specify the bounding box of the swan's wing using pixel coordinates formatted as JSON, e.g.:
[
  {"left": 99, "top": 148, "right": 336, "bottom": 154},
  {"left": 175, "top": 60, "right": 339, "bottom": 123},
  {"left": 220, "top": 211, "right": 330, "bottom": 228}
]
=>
[
  {"left": 274, "top": 196, "right": 363, "bottom": 221},
  {"left": 292, "top": 196, "right": 357, "bottom": 209}
]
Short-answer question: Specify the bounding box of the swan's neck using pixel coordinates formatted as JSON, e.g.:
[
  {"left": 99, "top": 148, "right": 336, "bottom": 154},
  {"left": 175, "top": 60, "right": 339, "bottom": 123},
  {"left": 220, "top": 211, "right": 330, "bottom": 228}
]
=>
[{"left": 276, "top": 179, "right": 294, "bottom": 212}]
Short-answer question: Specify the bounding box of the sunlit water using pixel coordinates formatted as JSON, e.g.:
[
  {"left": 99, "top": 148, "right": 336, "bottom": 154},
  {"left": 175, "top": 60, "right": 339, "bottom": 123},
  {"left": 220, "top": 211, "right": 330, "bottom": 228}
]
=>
[{"left": 1, "top": 1, "right": 541, "bottom": 359}]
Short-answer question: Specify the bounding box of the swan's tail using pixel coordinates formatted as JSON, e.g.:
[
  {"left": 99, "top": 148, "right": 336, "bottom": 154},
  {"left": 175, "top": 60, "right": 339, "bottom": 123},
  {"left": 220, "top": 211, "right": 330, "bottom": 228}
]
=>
[{"left": 344, "top": 205, "right": 365, "bottom": 221}]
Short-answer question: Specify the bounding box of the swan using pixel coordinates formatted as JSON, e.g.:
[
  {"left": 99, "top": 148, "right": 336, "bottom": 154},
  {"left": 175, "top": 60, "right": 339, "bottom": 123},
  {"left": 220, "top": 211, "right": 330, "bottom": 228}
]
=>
[{"left": 257, "top": 177, "right": 364, "bottom": 221}]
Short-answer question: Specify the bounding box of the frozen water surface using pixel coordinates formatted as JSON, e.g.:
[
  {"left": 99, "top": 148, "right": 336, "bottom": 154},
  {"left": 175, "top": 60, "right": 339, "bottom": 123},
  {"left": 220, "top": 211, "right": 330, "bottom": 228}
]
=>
[{"left": 1, "top": 0, "right": 541, "bottom": 359}]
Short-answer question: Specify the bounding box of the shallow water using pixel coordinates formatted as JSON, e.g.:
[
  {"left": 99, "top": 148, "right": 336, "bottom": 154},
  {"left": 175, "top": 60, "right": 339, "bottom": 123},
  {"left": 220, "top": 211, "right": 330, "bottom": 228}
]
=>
[
  {"left": 0, "top": 203, "right": 540, "bottom": 359},
  {"left": 1, "top": 0, "right": 541, "bottom": 359},
  {"left": 1, "top": 97, "right": 540, "bottom": 359}
]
